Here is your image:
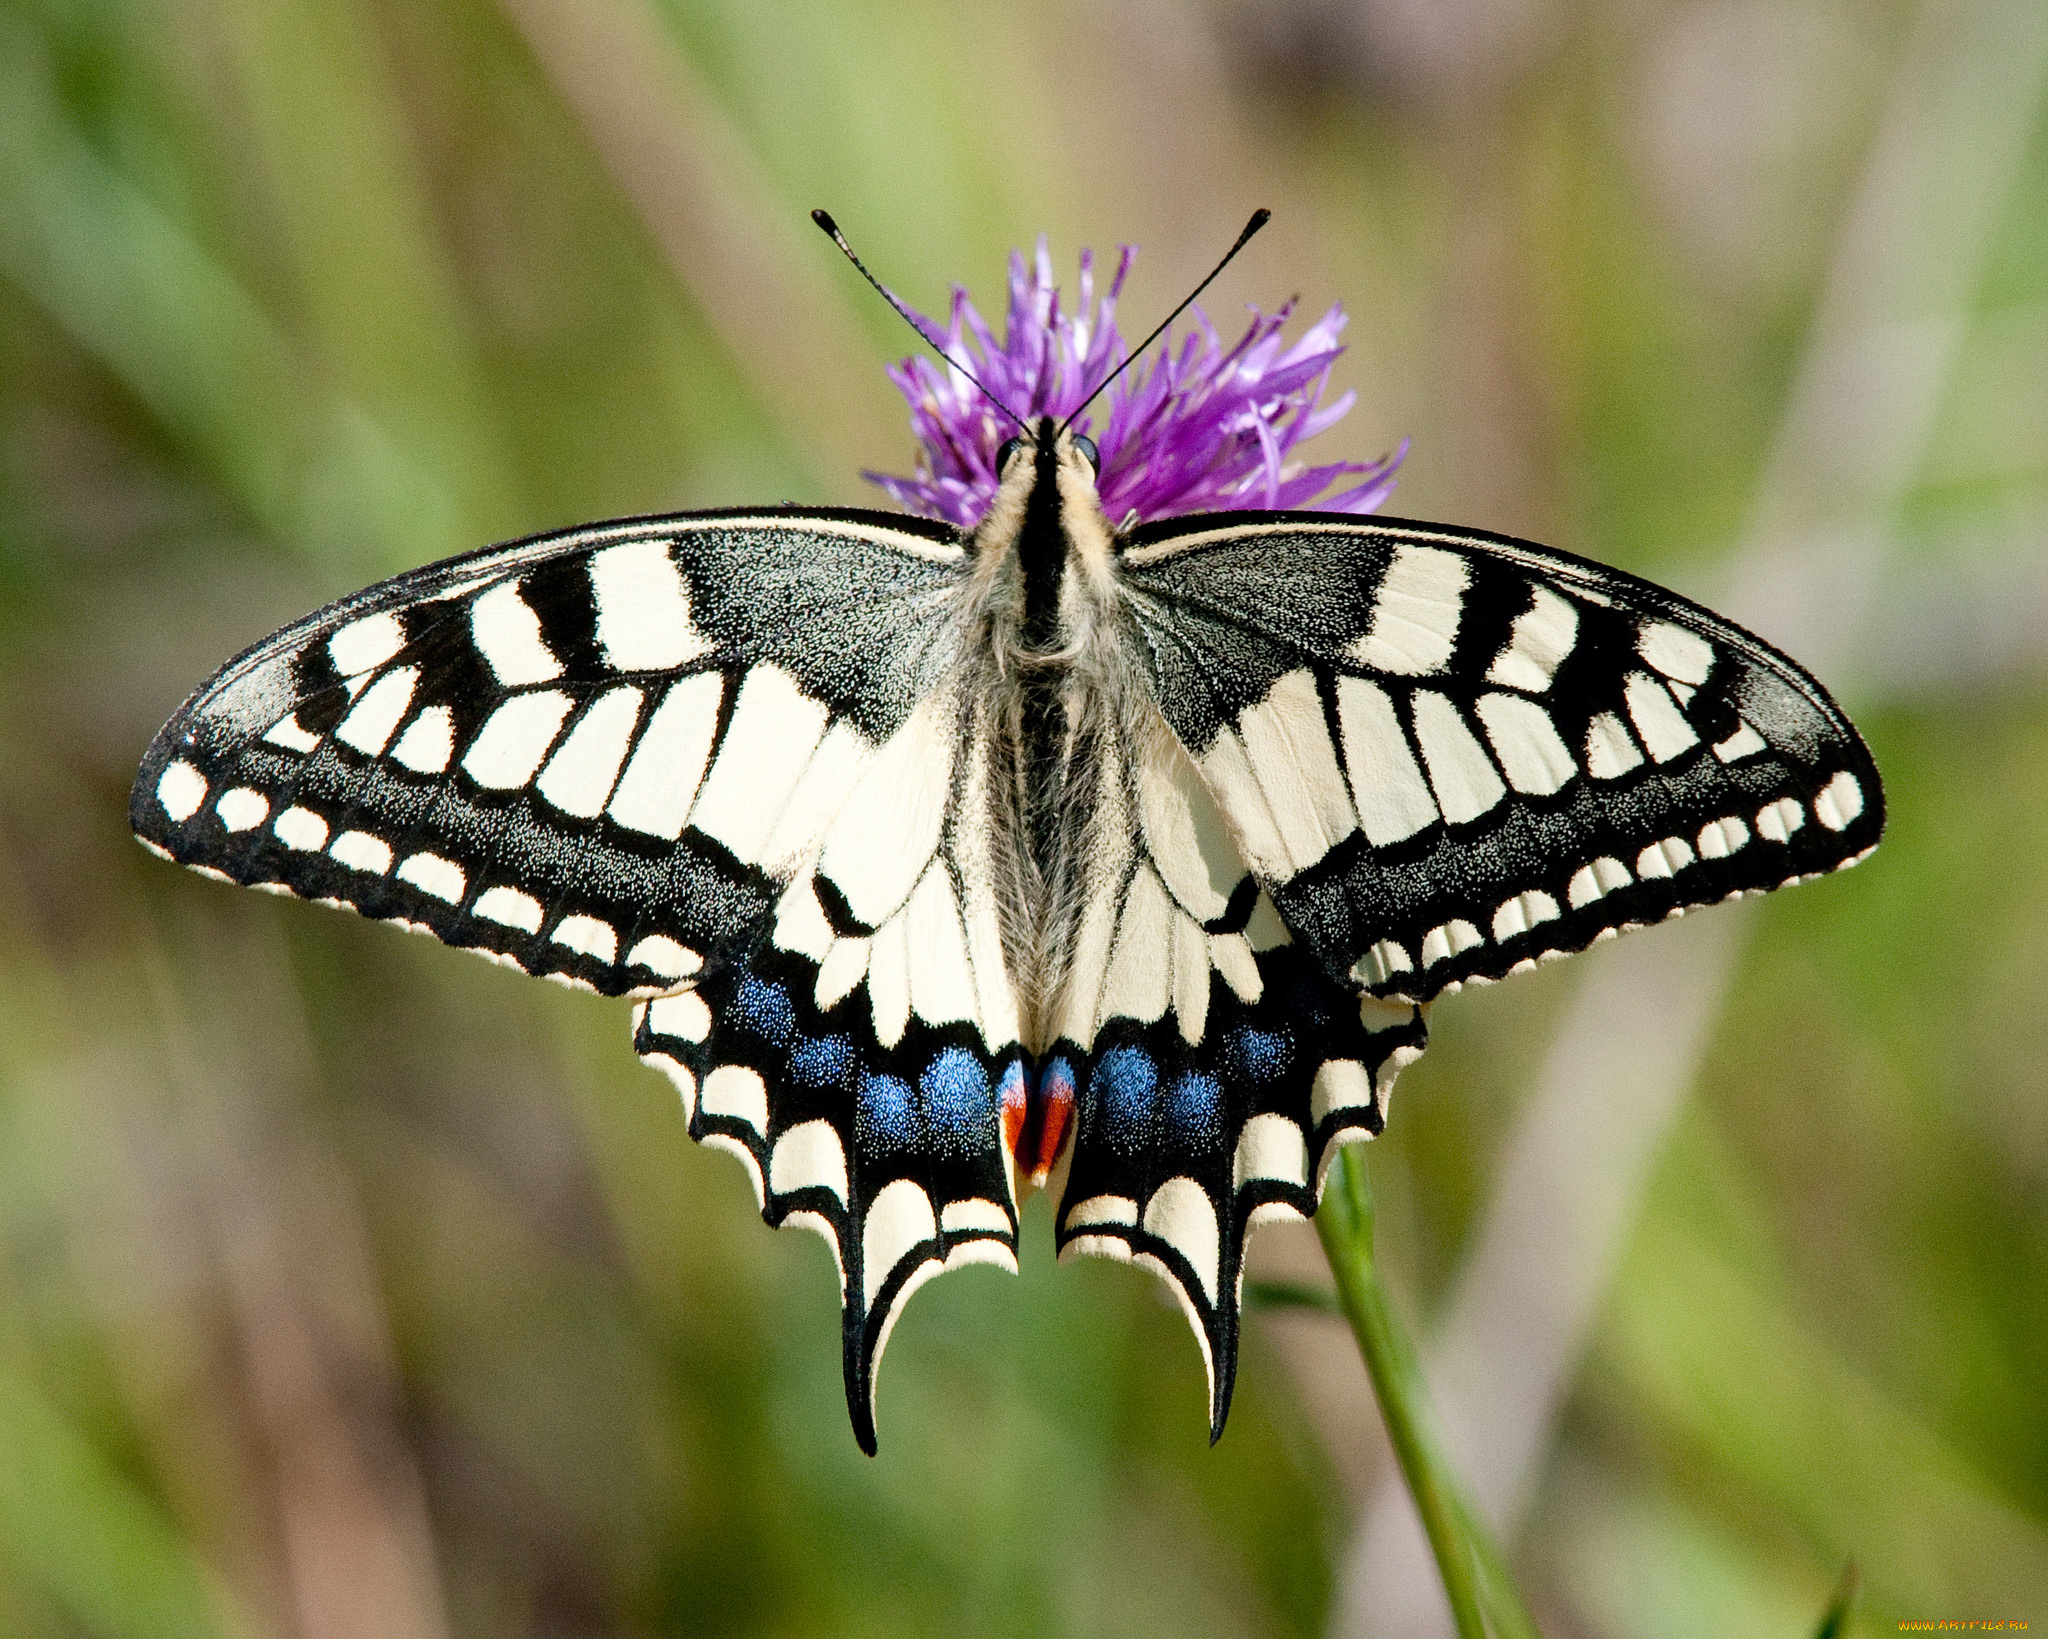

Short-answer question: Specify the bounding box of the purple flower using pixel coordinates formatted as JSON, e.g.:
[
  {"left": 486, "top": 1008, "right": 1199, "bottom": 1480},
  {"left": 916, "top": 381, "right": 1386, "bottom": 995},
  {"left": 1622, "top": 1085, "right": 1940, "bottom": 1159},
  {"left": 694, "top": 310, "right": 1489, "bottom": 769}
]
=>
[{"left": 865, "top": 238, "right": 1404, "bottom": 529}]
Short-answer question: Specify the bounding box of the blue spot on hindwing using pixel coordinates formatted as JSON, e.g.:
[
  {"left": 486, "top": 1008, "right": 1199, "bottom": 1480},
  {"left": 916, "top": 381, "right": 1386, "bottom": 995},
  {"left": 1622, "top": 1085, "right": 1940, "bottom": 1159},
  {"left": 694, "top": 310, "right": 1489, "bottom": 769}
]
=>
[
  {"left": 1227, "top": 1029, "right": 1292, "bottom": 1084},
  {"left": 1093, "top": 1046, "right": 1157, "bottom": 1151},
  {"left": 857, "top": 1072, "right": 916, "bottom": 1152},
  {"left": 789, "top": 1034, "right": 851, "bottom": 1090},
  {"left": 1163, "top": 1071, "right": 1224, "bottom": 1146},
  {"left": 921, "top": 1048, "right": 991, "bottom": 1146},
  {"left": 733, "top": 975, "right": 795, "bottom": 1045}
]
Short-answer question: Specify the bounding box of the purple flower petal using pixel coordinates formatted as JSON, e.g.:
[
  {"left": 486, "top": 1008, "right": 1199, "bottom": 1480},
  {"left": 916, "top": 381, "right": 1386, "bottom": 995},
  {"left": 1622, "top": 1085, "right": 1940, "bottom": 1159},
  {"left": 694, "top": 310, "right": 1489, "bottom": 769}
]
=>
[{"left": 864, "top": 239, "right": 1403, "bottom": 528}]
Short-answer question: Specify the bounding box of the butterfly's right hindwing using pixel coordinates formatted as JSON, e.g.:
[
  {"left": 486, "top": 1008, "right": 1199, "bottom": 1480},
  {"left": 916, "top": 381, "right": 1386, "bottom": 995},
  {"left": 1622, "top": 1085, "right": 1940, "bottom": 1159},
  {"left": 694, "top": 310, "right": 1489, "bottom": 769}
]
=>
[
  {"left": 132, "top": 510, "right": 967, "bottom": 995},
  {"left": 1118, "top": 513, "right": 1883, "bottom": 1001}
]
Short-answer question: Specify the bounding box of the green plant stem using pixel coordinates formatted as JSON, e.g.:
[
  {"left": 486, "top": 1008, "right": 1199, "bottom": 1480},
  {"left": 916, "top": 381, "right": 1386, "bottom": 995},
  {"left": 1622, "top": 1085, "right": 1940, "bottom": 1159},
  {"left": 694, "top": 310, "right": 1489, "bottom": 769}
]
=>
[{"left": 1316, "top": 1143, "right": 1541, "bottom": 1639}]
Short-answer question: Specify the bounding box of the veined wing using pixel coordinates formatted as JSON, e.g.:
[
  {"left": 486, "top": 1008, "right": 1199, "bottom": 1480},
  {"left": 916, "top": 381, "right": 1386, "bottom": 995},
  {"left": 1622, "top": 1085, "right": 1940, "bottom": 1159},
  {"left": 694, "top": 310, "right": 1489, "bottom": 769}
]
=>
[
  {"left": 1117, "top": 512, "right": 1883, "bottom": 1002},
  {"left": 631, "top": 676, "right": 1026, "bottom": 1455},
  {"left": 132, "top": 508, "right": 967, "bottom": 994},
  {"left": 1045, "top": 705, "right": 1427, "bottom": 1440}
]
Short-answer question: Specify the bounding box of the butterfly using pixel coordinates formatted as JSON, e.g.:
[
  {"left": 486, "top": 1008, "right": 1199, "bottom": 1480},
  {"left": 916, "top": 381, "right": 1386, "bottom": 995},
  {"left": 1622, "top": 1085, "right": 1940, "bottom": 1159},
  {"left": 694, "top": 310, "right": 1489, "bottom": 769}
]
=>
[{"left": 131, "top": 223, "right": 1882, "bottom": 1454}]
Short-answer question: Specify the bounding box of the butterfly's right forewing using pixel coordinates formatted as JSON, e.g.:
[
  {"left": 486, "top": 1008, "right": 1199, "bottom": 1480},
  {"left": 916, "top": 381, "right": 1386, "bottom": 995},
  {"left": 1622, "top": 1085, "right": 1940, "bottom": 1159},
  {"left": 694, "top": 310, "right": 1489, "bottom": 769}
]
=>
[{"left": 1118, "top": 513, "right": 1883, "bottom": 1002}]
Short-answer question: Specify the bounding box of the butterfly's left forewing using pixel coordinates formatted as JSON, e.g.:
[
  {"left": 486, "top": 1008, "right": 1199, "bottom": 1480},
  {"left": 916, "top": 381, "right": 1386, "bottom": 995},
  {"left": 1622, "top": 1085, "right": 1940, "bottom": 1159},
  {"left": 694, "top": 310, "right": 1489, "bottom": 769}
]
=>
[
  {"left": 133, "top": 509, "right": 967, "bottom": 991},
  {"left": 1117, "top": 513, "right": 1883, "bottom": 1002}
]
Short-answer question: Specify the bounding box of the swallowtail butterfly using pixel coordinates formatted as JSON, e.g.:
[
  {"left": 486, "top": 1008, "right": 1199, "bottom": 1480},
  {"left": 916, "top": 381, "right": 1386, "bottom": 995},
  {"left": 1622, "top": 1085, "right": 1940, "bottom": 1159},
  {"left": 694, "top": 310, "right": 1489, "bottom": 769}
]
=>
[{"left": 132, "top": 225, "right": 1881, "bottom": 1454}]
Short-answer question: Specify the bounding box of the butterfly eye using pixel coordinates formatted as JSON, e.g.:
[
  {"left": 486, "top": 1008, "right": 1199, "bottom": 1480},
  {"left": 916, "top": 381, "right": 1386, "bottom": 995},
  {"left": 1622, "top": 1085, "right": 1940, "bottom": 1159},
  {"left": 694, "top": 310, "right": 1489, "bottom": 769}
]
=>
[
  {"left": 995, "top": 437, "right": 1022, "bottom": 473},
  {"left": 1073, "top": 434, "right": 1100, "bottom": 474}
]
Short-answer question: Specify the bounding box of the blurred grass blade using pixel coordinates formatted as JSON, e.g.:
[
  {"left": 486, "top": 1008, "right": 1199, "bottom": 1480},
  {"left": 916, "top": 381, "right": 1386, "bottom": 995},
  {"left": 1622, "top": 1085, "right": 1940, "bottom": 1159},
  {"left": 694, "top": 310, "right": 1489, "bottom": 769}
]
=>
[
  {"left": 1317, "top": 1145, "right": 1541, "bottom": 1639},
  {"left": 1245, "top": 1280, "right": 1344, "bottom": 1317},
  {"left": 0, "top": 1367, "right": 250, "bottom": 1639}
]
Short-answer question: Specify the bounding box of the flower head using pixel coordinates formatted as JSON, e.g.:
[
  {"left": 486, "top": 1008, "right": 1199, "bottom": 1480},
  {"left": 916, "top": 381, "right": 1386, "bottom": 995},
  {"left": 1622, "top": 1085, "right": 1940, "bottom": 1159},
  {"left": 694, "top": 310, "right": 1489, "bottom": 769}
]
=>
[{"left": 866, "top": 239, "right": 1403, "bottom": 530}]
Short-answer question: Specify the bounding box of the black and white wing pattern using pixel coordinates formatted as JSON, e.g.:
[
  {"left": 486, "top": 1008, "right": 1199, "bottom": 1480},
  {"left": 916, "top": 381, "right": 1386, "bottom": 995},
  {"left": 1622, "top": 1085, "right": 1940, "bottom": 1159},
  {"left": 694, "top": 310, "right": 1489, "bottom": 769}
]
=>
[
  {"left": 133, "top": 451, "right": 1883, "bottom": 1455},
  {"left": 631, "top": 676, "right": 1032, "bottom": 1451},
  {"left": 1039, "top": 707, "right": 1427, "bottom": 1439},
  {"left": 1117, "top": 512, "right": 1884, "bottom": 1002},
  {"left": 132, "top": 508, "right": 1036, "bottom": 1452},
  {"left": 135, "top": 510, "right": 967, "bottom": 992}
]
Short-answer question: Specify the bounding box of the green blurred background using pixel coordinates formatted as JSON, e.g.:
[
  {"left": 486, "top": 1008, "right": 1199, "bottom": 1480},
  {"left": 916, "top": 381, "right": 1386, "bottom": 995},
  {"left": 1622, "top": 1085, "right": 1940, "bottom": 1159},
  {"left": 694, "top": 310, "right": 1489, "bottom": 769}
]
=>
[{"left": 2, "top": 0, "right": 2044, "bottom": 1634}]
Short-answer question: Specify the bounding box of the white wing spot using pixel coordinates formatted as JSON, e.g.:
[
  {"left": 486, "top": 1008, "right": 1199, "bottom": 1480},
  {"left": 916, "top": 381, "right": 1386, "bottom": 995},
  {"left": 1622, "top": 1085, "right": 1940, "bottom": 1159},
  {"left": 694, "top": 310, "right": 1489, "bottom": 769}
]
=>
[
  {"left": 550, "top": 914, "right": 617, "bottom": 964},
  {"left": 1207, "top": 933, "right": 1262, "bottom": 1003},
  {"left": 1350, "top": 544, "right": 1469, "bottom": 675},
  {"left": 862, "top": 1178, "right": 938, "bottom": 1310},
  {"left": 1625, "top": 673, "right": 1699, "bottom": 763},
  {"left": 941, "top": 1198, "right": 1011, "bottom": 1235},
  {"left": 215, "top": 787, "right": 268, "bottom": 832},
  {"left": 1492, "top": 890, "right": 1560, "bottom": 941},
  {"left": 328, "top": 612, "right": 404, "bottom": 677},
  {"left": 263, "top": 716, "right": 321, "bottom": 753},
  {"left": 335, "top": 666, "right": 420, "bottom": 756},
  {"left": 1411, "top": 692, "right": 1507, "bottom": 824},
  {"left": 1352, "top": 939, "right": 1412, "bottom": 987},
  {"left": 589, "top": 539, "right": 710, "bottom": 671},
  {"left": 473, "top": 886, "right": 542, "bottom": 931},
  {"left": 815, "top": 692, "right": 953, "bottom": 925},
  {"left": 395, "top": 850, "right": 464, "bottom": 902},
  {"left": 391, "top": 705, "right": 455, "bottom": 773},
  {"left": 1474, "top": 692, "right": 1576, "bottom": 796},
  {"left": 469, "top": 581, "right": 562, "bottom": 686},
  {"left": 1098, "top": 866, "right": 1174, "bottom": 1030},
  {"left": 905, "top": 867, "right": 979, "bottom": 1031},
  {"left": 624, "top": 936, "right": 701, "bottom": 981},
  {"left": 1310, "top": 1059, "right": 1373, "bottom": 1125},
  {"left": 328, "top": 830, "right": 393, "bottom": 875},
  {"left": 1485, "top": 585, "right": 1579, "bottom": 692},
  {"left": 702, "top": 1065, "right": 770, "bottom": 1136},
  {"left": 1713, "top": 721, "right": 1769, "bottom": 763},
  {"left": 1335, "top": 676, "right": 1439, "bottom": 845},
  {"left": 1635, "top": 836, "right": 1695, "bottom": 879},
  {"left": 157, "top": 760, "right": 208, "bottom": 822},
  {"left": 274, "top": 806, "right": 329, "bottom": 852},
  {"left": 1567, "top": 855, "right": 1632, "bottom": 907},
  {"left": 1420, "top": 919, "right": 1483, "bottom": 966},
  {"left": 1696, "top": 816, "right": 1751, "bottom": 859},
  {"left": 463, "top": 691, "right": 575, "bottom": 789},
  {"left": 1064, "top": 1195, "right": 1138, "bottom": 1229},
  {"left": 1638, "top": 620, "right": 1715, "bottom": 686},
  {"left": 769, "top": 1120, "right": 848, "bottom": 1205},
  {"left": 647, "top": 990, "right": 711, "bottom": 1043},
  {"left": 688, "top": 665, "right": 831, "bottom": 865},
  {"left": 867, "top": 916, "right": 913, "bottom": 1049},
  {"left": 537, "top": 687, "right": 643, "bottom": 818},
  {"left": 1142, "top": 1177, "right": 1219, "bottom": 1302},
  {"left": 1757, "top": 796, "right": 1805, "bottom": 843},
  {"left": 1815, "top": 771, "right": 1864, "bottom": 831},
  {"left": 1234, "top": 668, "right": 1359, "bottom": 870},
  {"left": 608, "top": 672, "right": 723, "bottom": 840},
  {"left": 1233, "top": 1114, "right": 1308, "bottom": 1192},
  {"left": 814, "top": 937, "right": 870, "bottom": 1011},
  {"left": 1584, "top": 713, "right": 1644, "bottom": 780}
]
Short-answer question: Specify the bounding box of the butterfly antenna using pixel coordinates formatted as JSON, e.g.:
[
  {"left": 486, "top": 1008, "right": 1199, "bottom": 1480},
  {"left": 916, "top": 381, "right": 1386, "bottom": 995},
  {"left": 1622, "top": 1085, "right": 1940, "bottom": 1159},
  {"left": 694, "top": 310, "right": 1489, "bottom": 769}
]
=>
[
  {"left": 1059, "top": 208, "right": 1272, "bottom": 435},
  {"left": 812, "top": 209, "right": 1028, "bottom": 433}
]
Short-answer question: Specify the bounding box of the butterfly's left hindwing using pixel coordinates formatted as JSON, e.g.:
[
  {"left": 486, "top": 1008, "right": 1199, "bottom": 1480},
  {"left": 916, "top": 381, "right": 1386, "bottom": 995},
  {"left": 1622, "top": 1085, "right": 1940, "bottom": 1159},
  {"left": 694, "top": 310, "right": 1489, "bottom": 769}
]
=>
[
  {"left": 633, "top": 679, "right": 1025, "bottom": 1454},
  {"left": 133, "top": 509, "right": 967, "bottom": 993},
  {"left": 1118, "top": 512, "right": 1883, "bottom": 1002}
]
